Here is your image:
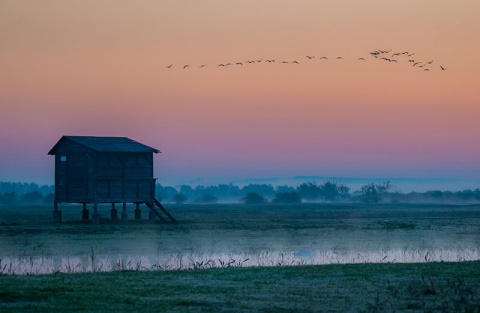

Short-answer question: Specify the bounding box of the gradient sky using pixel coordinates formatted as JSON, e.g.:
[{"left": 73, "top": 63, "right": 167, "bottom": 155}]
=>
[{"left": 1, "top": 1, "right": 479, "bottom": 188}]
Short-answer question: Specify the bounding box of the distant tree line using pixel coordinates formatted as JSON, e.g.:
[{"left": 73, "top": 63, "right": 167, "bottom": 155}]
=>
[
  {"left": 1, "top": 180, "right": 479, "bottom": 206},
  {"left": 157, "top": 181, "right": 480, "bottom": 204},
  {"left": 0, "top": 182, "right": 54, "bottom": 205}
]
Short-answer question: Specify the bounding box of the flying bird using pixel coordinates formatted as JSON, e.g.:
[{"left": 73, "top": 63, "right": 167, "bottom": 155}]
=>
[
  {"left": 426, "top": 60, "right": 434, "bottom": 64},
  {"left": 199, "top": 64, "right": 206, "bottom": 68},
  {"left": 292, "top": 61, "right": 299, "bottom": 64},
  {"left": 166, "top": 64, "right": 173, "bottom": 68},
  {"left": 358, "top": 58, "right": 366, "bottom": 61},
  {"left": 381, "top": 58, "right": 396, "bottom": 62},
  {"left": 336, "top": 56, "right": 343, "bottom": 59},
  {"left": 236, "top": 62, "right": 243, "bottom": 65},
  {"left": 319, "top": 56, "right": 328, "bottom": 60},
  {"left": 377, "top": 49, "right": 391, "bottom": 54},
  {"left": 281, "top": 61, "right": 289, "bottom": 64},
  {"left": 306, "top": 56, "right": 315, "bottom": 59},
  {"left": 183, "top": 65, "right": 190, "bottom": 69},
  {"left": 440, "top": 65, "right": 447, "bottom": 71},
  {"left": 413, "top": 62, "right": 422, "bottom": 67},
  {"left": 424, "top": 69, "right": 430, "bottom": 71}
]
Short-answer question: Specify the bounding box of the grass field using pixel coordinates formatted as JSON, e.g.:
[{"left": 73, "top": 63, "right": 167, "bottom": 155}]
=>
[
  {"left": 1, "top": 261, "right": 479, "bottom": 312},
  {"left": 0, "top": 203, "right": 479, "bottom": 311}
]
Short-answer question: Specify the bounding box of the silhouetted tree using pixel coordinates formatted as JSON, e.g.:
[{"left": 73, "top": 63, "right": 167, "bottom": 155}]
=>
[
  {"left": 297, "top": 182, "right": 321, "bottom": 201},
  {"left": 172, "top": 193, "right": 187, "bottom": 204},
  {"left": 156, "top": 184, "right": 178, "bottom": 201},
  {"left": 337, "top": 184, "right": 351, "bottom": 200},
  {"left": 43, "top": 193, "right": 55, "bottom": 205},
  {"left": 454, "top": 189, "right": 480, "bottom": 201},
  {"left": 216, "top": 184, "right": 241, "bottom": 199},
  {"left": 361, "top": 183, "right": 380, "bottom": 203},
  {"left": 240, "top": 184, "right": 276, "bottom": 197},
  {"left": 0, "top": 192, "right": 17, "bottom": 205},
  {"left": 425, "top": 190, "right": 443, "bottom": 198},
  {"left": 241, "top": 192, "right": 267, "bottom": 204},
  {"left": 319, "top": 181, "right": 339, "bottom": 201},
  {"left": 360, "top": 182, "right": 391, "bottom": 203},
  {"left": 193, "top": 185, "right": 206, "bottom": 198},
  {"left": 195, "top": 185, "right": 223, "bottom": 199},
  {"left": 179, "top": 185, "right": 194, "bottom": 199},
  {"left": 276, "top": 185, "right": 296, "bottom": 194},
  {"left": 376, "top": 181, "right": 391, "bottom": 194},
  {"left": 272, "top": 192, "right": 301, "bottom": 204},
  {"left": 0, "top": 181, "right": 54, "bottom": 196}
]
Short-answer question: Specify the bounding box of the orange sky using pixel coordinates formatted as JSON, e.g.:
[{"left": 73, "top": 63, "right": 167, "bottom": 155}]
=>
[{"left": 1, "top": 1, "right": 480, "bottom": 187}]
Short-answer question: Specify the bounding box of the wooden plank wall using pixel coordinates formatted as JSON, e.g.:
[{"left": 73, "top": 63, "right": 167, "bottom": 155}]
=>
[
  {"left": 54, "top": 141, "right": 156, "bottom": 204},
  {"left": 54, "top": 140, "right": 93, "bottom": 203},
  {"left": 95, "top": 152, "right": 155, "bottom": 203}
]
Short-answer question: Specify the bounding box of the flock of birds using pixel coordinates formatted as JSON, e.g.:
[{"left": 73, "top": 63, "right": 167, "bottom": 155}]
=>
[
  {"left": 369, "top": 49, "right": 446, "bottom": 72},
  {"left": 166, "top": 49, "right": 447, "bottom": 72}
]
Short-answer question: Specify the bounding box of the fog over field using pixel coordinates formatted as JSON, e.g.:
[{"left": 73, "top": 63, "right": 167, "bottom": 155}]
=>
[
  {"left": 1, "top": 1, "right": 479, "bottom": 311},
  {"left": 1, "top": 204, "right": 478, "bottom": 275}
]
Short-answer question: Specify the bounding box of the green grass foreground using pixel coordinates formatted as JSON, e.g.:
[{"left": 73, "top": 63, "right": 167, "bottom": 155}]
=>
[{"left": 1, "top": 261, "right": 479, "bottom": 312}]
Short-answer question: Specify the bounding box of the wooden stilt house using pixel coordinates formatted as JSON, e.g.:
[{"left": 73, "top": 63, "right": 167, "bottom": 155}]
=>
[{"left": 48, "top": 136, "right": 176, "bottom": 223}]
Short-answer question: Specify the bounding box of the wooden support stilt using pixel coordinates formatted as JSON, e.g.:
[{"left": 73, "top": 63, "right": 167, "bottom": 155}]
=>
[
  {"left": 134, "top": 203, "right": 141, "bottom": 220},
  {"left": 111, "top": 203, "right": 118, "bottom": 220},
  {"left": 82, "top": 203, "right": 89, "bottom": 221},
  {"left": 92, "top": 202, "right": 100, "bottom": 225},
  {"left": 121, "top": 202, "right": 128, "bottom": 223},
  {"left": 53, "top": 201, "right": 62, "bottom": 223}
]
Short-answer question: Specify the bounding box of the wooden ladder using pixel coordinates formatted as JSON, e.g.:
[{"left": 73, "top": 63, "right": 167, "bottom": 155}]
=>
[{"left": 145, "top": 199, "right": 178, "bottom": 223}]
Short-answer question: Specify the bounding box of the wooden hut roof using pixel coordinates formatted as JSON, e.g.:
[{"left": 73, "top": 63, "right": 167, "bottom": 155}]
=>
[{"left": 48, "top": 136, "right": 160, "bottom": 155}]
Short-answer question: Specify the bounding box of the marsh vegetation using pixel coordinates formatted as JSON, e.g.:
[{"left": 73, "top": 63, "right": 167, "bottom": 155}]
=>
[{"left": 0, "top": 202, "right": 479, "bottom": 311}]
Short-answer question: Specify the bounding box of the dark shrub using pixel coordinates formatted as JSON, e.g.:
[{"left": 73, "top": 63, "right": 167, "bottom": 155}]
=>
[
  {"left": 172, "top": 193, "right": 187, "bottom": 204},
  {"left": 241, "top": 192, "right": 267, "bottom": 204}
]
